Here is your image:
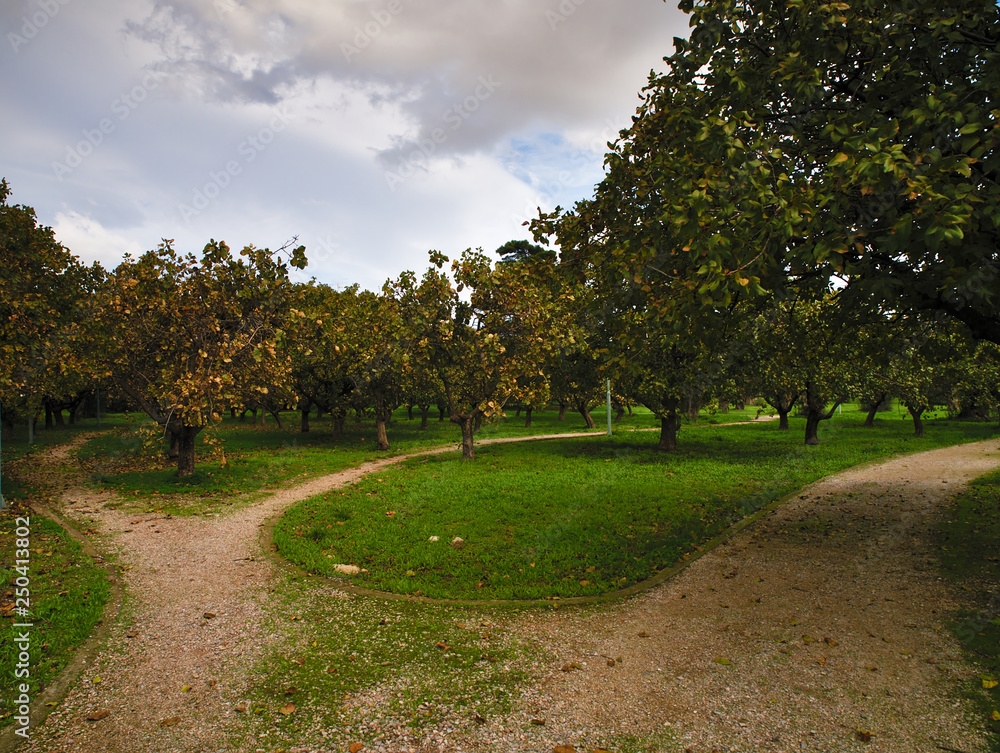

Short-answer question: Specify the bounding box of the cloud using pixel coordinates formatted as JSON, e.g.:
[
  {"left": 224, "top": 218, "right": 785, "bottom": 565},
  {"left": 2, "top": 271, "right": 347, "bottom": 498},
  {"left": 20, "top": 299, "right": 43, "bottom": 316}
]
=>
[
  {"left": 125, "top": 0, "right": 683, "bottom": 155},
  {"left": 3, "top": 0, "right": 689, "bottom": 292},
  {"left": 52, "top": 210, "right": 145, "bottom": 269}
]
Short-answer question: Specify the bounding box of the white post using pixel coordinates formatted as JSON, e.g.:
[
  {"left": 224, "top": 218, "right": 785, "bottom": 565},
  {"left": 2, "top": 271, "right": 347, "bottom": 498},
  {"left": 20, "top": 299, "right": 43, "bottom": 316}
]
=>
[{"left": 606, "top": 379, "right": 612, "bottom": 437}]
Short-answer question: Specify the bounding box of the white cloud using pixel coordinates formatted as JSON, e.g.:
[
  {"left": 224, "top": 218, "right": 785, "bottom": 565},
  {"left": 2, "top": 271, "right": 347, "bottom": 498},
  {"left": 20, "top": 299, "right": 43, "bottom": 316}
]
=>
[
  {"left": 52, "top": 210, "right": 145, "bottom": 269},
  {"left": 2, "top": 0, "right": 690, "bottom": 292}
]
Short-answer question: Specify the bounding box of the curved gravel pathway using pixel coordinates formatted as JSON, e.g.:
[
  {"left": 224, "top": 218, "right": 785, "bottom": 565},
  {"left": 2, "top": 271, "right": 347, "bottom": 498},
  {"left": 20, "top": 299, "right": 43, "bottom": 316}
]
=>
[{"left": 18, "top": 432, "right": 1000, "bottom": 753}]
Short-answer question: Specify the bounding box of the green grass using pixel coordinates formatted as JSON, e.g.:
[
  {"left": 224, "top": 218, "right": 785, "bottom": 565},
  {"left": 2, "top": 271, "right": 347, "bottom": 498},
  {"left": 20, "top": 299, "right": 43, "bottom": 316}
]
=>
[
  {"left": 936, "top": 466, "right": 1000, "bottom": 748},
  {"left": 74, "top": 404, "right": 761, "bottom": 516},
  {"left": 275, "top": 407, "right": 999, "bottom": 601},
  {"left": 235, "top": 576, "right": 537, "bottom": 752},
  {"left": 0, "top": 510, "right": 110, "bottom": 729}
]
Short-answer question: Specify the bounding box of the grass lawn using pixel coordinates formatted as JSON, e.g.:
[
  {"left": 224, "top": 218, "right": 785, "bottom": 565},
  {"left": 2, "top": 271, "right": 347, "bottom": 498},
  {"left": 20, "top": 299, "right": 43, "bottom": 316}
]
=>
[
  {"left": 0, "top": 509, "right": 110, "bottom": 729},
  {"left": 236, "top": 576, "right": 539, "bottom": 752},
  {"left": 936, "top": 466, "right": 1000, "bottom": 748},
  {"left": 274, "top": 406, "right": 999, "bottom": 601},
  {"left": 69, "top": 403, "right": 761, "bottom": 516}
]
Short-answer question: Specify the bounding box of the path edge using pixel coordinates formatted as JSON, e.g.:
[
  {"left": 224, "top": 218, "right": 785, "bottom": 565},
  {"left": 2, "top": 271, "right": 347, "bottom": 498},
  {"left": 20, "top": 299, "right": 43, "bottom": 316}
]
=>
[{"left": 0, "top": 503, "right": 124, "bottom": 753}]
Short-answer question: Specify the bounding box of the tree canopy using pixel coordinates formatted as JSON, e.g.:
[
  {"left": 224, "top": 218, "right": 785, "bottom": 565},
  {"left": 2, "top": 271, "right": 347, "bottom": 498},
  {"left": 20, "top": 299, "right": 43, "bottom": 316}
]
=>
[{"left": 533, "top": 0, "right": 1000, "bottom": 343}]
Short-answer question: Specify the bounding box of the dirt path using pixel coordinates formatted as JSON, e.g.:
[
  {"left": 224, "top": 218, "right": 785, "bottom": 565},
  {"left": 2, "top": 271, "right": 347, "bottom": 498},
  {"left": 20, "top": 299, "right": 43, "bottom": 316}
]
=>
[
  {"left": 18, "top": 431, "right": 1000, "bottom": 753},
  {"left": 504, "top": 438, "right": 1000, "bottom": 753}
]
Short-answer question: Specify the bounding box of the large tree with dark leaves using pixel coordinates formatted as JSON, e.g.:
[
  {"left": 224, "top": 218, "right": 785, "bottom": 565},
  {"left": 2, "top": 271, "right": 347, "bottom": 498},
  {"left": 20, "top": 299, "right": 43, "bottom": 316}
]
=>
[{"left": 534, "top": 0, "right": 1000, "bottom": 343}]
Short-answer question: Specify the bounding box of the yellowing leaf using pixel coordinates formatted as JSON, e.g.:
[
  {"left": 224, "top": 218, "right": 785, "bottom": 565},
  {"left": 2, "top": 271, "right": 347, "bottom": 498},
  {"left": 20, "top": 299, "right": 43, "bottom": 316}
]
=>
[
  {"left": 983, "top": 678, "right": 998, "bottom": 690},
  {"left": 279, "top": 703, "right": 296, "bottom": 716},
  {"left": 829, "top": 152, "right": 850, "bottom": 165}
]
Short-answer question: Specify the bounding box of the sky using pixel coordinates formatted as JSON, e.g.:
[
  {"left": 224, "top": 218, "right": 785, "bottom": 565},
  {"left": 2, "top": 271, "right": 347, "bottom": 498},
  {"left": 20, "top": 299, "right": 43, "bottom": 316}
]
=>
[{"left": 2, "top": 0, "right": 690, "bottom": 291}]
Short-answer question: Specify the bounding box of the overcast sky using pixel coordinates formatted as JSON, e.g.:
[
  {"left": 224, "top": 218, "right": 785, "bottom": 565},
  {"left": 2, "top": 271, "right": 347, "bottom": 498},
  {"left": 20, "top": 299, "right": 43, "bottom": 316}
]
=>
[{"left": 2, "top": 0, "right": 689, "bottom": 291}]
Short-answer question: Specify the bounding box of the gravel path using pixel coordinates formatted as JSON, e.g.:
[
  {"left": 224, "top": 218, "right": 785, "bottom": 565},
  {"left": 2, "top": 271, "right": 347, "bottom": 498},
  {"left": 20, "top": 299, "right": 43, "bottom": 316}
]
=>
[{"left": 20, "top": 434, "right": 1000, "bottom": 753}]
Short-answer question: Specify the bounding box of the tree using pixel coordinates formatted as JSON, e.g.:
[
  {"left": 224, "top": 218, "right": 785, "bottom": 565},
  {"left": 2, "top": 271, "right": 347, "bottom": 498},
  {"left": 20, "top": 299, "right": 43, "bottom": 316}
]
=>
[
  {"left": 886, "top": 319, "right": 974, "bottom": 436},
  {"left": 398, "top": 250, "right": 569, "bottom": 460},
  {"left": 89, "top": 239, "right": 306, "bottom": 476},
  {"left": 739, "top": 296, "right": 855, "bottom": 444},
  {"left": 534, "top": 0, "right": 1000, "bottom": 343},
  {"left": 341, "top": 288, "right": 405, "bottom": 451},
  {"left": 0, "top": 178, "right": 101, "bottom": 438}
]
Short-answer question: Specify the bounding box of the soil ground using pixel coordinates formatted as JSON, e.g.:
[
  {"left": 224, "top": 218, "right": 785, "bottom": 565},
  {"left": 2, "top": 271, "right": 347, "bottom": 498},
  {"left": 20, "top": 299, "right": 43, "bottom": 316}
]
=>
[{"left": 15, "top": 434, "right": 1000, "bottom": 753}]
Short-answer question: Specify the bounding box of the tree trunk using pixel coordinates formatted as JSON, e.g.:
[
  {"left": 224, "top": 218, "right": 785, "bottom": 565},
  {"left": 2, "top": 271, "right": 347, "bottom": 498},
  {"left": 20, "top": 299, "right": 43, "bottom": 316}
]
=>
[
  {"left": 300, "top": 402, "right": 311, "bottom": 433},
  {"left": 863, "top": 392, "right": 887, "bottom": 427},
  {"left": 230, "top": 407, "right": 238, "bottom": 419},
  {"left": 374, "top": 395, "right": 391, "bottom": 451},
  {"left": 375, "top": 418, "right": 390, "bottom": 450},
  {"left": 718, "top": 400, "right": 729, "bottom": 413},
  {"left": 905, "top": 403, "right": 926, "bottom": 437},
  {"left": 169, "top": 425, "right": 202, "bottom": 477},
  {"left": 804, "top": 394, "right": 841, "bottom": 445},
  {"left": 766, "top": 394, "right": 797, "bottom": 431},
  {"left": 474, "top": 414, "right": 482, "bottom": 432},
  {"left": 331, "top": 408, "right": 346, "bottom": 438},
  {"left": 270, "top": 409, "right": 285, "bottom": 431},
  {"left": 803, "top": 411, "right": 823, "bottom": 445},
  {"left": 657, "top": 411, "right": 680, "bottom": 452},
  {"left": 407, "top": 404, "right": 414, "bottom": 420},
  {"left": 576, "top": 400, "right": 596, "bottom": 429},
  {"left": 515, "top": 406, "right": 522, "bottom": 418},
  {"left": 454, "top": 415, "right": 476, "bottom": 460},
  {"left": 557, "top": 402, "right": 567, "bottom": 421},
  {"left": 686, "top": 394, "right": 700, "bottom": 423},
  {"left": 256, "top": 409, "right": 266, "bottom": 426},
  {"left": 524, "top": 405, "right": 533, "bottom": 428},
  {"left": 45, "top": 404, "right": 53, "bottom": 430},
  {"left": 54, "top": 408, "right": 65, "bottom": 427},
  {"left": 419, "top": 405, "right": 430, "bottom": 430}
]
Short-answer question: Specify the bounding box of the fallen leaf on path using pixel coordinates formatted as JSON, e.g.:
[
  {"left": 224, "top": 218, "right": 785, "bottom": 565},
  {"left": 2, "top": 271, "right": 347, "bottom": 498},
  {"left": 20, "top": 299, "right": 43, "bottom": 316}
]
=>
[
  {"left": 983, "top": 678, "right": 998, "bottom": 689},
  {"left": 530, "top": 718, "right": 546, "bottom": 725},
  {"left": 159, "top": 716, "right": 181, "bottom": 727},
  {"left": 86, "top": 710, "right": 110, "bottom": 722},
  {"left": 349, "top": 743, "right": 364, "bottom": 753},
  {"left": 715, "top": 657, "right": 732, "bottom": 666},
  {"left": 279, "top": 703, "right": 295, "bottom": 716},
  {"left": 554, "top": 745, "right": 576, "bottom": 753},
  {"left": 560, "top": 662, "right": 583, "bottom": 672},
  {"left": 203, "top": 612, "right": 216, "bottom": 619},
  {"left": 855, "top": 730, "right": 872, "bottom": 742},
  {"left": 181, "top": 685, "right": 192, "bottom": 693},
  {"left": 637, "top": 631, "right": 649, "bottom": 638}
]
